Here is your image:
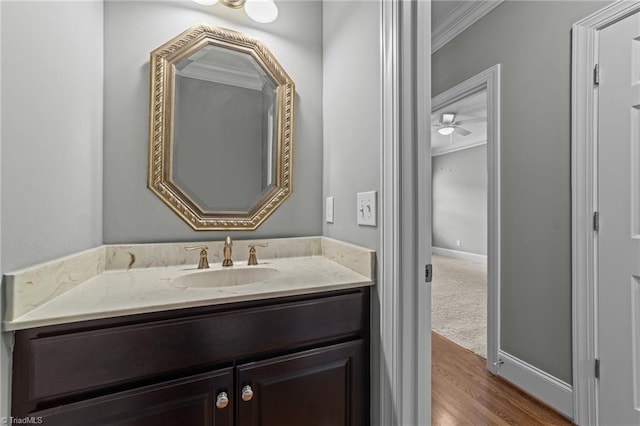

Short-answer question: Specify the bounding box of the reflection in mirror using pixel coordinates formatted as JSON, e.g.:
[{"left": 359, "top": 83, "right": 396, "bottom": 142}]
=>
[
  {"left": 148, "top": 24, "right": 294, "bottom": 230},
  {"left": 172, "top": 45, "right": 278, "bottom": 212}
]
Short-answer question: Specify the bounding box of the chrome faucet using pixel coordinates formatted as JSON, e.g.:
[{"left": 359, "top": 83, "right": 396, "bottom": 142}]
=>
[
  {"left": 222, "top": 236, "right": 233, "bottom": 266},
  {"left": 185, "top": 245, "right": 209, "bottom": 269}
]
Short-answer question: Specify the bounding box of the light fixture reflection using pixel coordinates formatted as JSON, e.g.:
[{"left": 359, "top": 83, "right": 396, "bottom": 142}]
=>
[
  {"left": 245, "top": 0, "right": 278, "bottom": 23},
  {"left": 438, "top": 126, "right": 455, "bottom": 136}
]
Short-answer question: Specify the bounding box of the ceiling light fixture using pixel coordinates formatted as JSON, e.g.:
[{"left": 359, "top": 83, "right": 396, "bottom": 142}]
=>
[
  {"left": 193, "top": 0, "right": 279, "bottom": 24},
  {"left": 438, "top": 126, "right": 455, "bottom": 136}
]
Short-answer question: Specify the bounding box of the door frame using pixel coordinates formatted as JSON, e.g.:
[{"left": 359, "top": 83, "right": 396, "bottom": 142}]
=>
[
  {"left": 431, "top": 64, "right": 501, "bottom": 374},
  {"left": 572, "top": 1, "right": 640, "bottom": 424},
  {"left": 379, "top": 0, "right": 431, "bottom": 424}
]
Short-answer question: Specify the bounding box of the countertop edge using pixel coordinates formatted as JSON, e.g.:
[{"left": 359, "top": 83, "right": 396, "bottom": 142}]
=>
[{"left": 4, "top": 279, "right": 374, "bottom": 331}]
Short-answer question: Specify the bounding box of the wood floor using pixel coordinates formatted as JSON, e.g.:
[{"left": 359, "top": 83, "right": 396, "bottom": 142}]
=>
[{"left": 432, "top": 332, "right": 573, "bottom": 425}]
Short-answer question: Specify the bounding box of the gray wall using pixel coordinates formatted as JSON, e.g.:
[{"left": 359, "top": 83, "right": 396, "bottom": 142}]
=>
[
  {"left": 322, "top": 1, "right": 380, "bottom": 251},
  {"left": 322, "top": 3, "right": 381, "bottom": 424},
  {"left": 0, "top": 0, "right": 104, "bottom": 420},
  {"left": 104, "top": 0, "right": 323, "bottom": 243},
  {"left": 1, "top": 1, "right": 103, "bottom": 271},
  {"left": 432, "top": 145, "right": 487, "bottom": 255},
  {"left": 432, "top": 0, "right": 609, "bottom": 383}
]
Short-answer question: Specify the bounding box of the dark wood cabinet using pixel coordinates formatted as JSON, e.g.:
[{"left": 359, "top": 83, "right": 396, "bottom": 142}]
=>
[
  {"left": 11, "top": 288, "right": 369, "bottom": 426},
  {"left": 33, "top": 369, "right": 234, "bottom": 426},
  {"left": 237, "top": 340, "right": 364, "bottom": 426}
]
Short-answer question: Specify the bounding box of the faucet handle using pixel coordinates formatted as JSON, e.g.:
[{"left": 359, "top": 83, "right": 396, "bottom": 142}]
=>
[
  {"left": 248, "top": 243, "right": 269, "bottom": 266},
  {"left": 185, "top": 245, "right": 208, "bottom": 252},
  {"left": 185, "top": 245, "right": 209, "bottom": 269}
]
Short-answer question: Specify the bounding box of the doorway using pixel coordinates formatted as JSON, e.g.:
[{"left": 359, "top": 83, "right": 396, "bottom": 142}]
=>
[
  {"left": 431, "top": 89, "right": 489, "bottom": 358},
  {"left": 430, "top": 65, "right": 501, "bottom": 373}
]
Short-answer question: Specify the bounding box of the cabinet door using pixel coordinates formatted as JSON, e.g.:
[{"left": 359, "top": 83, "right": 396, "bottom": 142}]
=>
[
  {"left": 32, "top": 368, "right": 234, "bottom": 426},
  {"left": 237, "top": 340, "right": 366, "bottom": 426}
]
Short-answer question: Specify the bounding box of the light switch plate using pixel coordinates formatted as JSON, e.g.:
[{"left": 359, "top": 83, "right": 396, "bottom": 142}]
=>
[
  {"left": 326, "top": 197, "right": 334, "bottom": 223},
  {"left": 357, "top": 191, "right": 377, "bottom": 226}
]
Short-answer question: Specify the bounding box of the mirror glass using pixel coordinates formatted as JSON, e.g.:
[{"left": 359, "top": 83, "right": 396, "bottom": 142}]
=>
[
  {"left": 148, "top": 24, "right": 294, "bottom": 230},
  {"left": 173, "top": 45, "right": 278, "bottom": 212}
]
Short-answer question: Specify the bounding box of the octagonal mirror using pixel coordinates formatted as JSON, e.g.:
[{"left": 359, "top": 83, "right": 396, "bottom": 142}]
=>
[{"left": 148, "top": 24, "right": 294, "bottom": 230}]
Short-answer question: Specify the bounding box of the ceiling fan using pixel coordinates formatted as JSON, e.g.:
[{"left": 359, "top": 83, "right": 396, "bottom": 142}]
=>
[{"left": 432, "top": 113, "right": 486, "bottom": 136}]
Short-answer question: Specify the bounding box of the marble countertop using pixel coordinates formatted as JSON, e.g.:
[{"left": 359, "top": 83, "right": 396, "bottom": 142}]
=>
[{"left": 3, "top": 237, "right": 375, "bottom": 331}]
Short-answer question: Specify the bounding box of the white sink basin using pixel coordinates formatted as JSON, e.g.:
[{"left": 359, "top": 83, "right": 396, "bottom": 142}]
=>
[{"left": 173, "top": 267, "right": 280, "bottom": 288}]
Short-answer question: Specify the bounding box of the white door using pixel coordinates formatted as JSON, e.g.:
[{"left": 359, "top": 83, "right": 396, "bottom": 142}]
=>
[{"left": 597, "top": 10, "right": 640, "bottom": 425}]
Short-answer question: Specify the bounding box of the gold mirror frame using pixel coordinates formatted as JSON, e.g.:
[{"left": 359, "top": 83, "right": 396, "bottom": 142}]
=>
[{"left": 148, "top": 24, "right": 294, "bottom": 230}]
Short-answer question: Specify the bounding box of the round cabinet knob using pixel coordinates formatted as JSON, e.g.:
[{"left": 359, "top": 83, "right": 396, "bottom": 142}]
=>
[
  {"left": 216, "top": 391, "right": 229, "bottom": 409},
  {"left": 241, "top": 385, "right": 254, "bottom": 402}
]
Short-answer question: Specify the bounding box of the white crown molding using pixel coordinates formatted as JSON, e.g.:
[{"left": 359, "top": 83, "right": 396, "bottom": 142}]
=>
[
  {"left": 432, "top": 0, "right": 504, "bottom": 53},
  {"left": 177, "top": 61, "right": 265, "bottom": 91}
]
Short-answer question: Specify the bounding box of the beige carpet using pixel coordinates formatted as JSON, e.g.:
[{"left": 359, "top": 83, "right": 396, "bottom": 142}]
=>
[{"left": 431, "top": 254, "right": 487, "bottom": 358}]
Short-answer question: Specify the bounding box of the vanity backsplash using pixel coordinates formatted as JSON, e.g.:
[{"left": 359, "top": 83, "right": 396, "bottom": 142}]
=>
[{"left": 104, "top": 237, "right": 323, "bottom": 270}]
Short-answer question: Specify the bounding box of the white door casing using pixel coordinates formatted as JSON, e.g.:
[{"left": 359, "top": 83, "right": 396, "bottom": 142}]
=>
[
  {"left": 572, "top": 1, "right": 640, "bottom": 425},
  {"left": 379, "top": 0, "right": 431, "bottom": 425},
  {"left": 431, "top": 65, "right": 501, "bottom": 375},
  {"left": 597, "top": 10, "right": 640, "bottom": 425}
]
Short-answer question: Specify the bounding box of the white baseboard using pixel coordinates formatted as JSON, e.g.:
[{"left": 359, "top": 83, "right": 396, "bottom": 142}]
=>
[
  {"left": 498, "top": 350, "right": 574, "bottom": 420},
  {"left": 432, "top": 246, "right": 487, "bottom": 264}
]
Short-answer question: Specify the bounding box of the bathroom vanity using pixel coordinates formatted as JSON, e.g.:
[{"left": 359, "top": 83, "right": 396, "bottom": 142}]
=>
[
  {"left": 3, "top": 17, "right": 376, "bottom": 426},
  {"left": 11, "top": 288, "right": 368, "bottom": 426},
  {"left": 5, "top": 237, "right": 374, "bottom": 426}
]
